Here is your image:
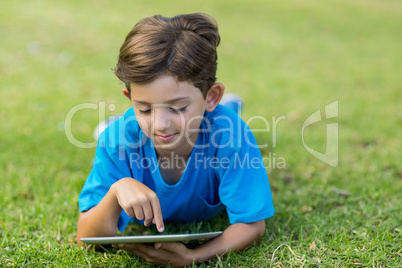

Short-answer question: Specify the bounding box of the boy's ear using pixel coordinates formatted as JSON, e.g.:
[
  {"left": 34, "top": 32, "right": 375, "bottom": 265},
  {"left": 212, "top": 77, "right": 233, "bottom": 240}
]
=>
[
  {"left": 122, "top": 87, "right": 131, "bottom": 101},
  {"left": 205, "top": 83, "right": 225, "bottom": 112}
]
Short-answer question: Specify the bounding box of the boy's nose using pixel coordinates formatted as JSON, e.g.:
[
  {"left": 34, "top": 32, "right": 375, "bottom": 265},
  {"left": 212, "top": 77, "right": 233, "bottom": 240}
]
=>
[{"left": 152, "top": 107, "right": 171, "bottom": 132}]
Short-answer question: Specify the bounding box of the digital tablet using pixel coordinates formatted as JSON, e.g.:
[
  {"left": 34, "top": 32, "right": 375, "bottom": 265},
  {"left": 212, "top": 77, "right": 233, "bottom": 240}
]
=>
[{"left": 80, "top": 231, "right": 223, "bottom": 244}]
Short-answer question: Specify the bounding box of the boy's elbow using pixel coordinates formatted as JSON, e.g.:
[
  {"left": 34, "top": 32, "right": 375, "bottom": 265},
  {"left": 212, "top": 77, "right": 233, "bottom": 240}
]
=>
[
  {"left": 76, "top": 210, "right": 118, "bottom": 248},
  {"left": 76, "top": 224, "right": 87, "bottom": 247},
  {"left": 77, "top": 236, "right": 86, "bottom": 248},
  {"left": 254, "top": 219, "right": 266, "bottom": 243},
  {"left": 77, "top": 231, "right": 93, "bottom": 249}
]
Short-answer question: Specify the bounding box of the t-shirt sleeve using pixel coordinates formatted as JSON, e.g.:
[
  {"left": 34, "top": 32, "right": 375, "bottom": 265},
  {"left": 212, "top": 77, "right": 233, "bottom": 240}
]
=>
[
  {"left": 216, "top": 125, "right": 275, "bottom": 224},
  {"left": 78, "top": 131, "right": 133, "bottom": 232}
]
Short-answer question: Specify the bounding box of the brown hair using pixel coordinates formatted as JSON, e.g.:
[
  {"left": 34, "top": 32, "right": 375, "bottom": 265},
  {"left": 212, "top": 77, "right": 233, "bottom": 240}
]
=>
[{"left": 114, "top": 13, "right": 220, "bottom": 98}]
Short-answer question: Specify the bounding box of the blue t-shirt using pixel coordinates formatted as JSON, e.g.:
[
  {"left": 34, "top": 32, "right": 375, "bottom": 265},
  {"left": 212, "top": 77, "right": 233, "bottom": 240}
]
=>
[{"left": 79, "top": 105, "right": 275, "bottom": 232}]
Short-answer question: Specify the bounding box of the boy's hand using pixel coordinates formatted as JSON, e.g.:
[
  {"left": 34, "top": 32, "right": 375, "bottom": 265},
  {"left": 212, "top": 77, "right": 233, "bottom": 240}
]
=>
[
  {"left": 111, "top": 177, "right": 164, "bottom": 232},
  {"left": 113, "top": 242, "right": 193, "bottom": 267}
]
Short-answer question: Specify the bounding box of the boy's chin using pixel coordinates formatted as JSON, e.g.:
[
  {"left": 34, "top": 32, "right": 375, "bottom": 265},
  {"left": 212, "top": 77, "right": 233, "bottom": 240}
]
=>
[
  {"left": 152, "top": 138, "right": 181, "bottom": 149},
  {"left": 152, "top": 137, "right": 195, "bottom": 152}
]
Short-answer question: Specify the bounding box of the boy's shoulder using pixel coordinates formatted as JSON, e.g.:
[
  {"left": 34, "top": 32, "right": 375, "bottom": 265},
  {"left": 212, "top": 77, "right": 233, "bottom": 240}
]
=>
[
  {"left": 205, "top": 104, "right": 248, "bottom": 134},
  {"left": 98, "top": 108, "right": 142, "bottom": 148},
  {"left": 202, "top": 104, "right": 252, "bottom": 151},
  {"left": 206, "top": 104, "right": 242, "bottom": 125}
]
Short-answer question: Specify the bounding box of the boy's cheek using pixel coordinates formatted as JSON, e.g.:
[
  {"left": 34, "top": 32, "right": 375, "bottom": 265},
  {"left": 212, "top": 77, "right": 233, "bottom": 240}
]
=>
[{"left": 137, "top": 120, "right": 152, "bottom": 134}]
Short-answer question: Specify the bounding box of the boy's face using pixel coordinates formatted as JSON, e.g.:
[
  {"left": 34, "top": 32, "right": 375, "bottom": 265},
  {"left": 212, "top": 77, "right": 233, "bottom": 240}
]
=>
[{"left": 125, "top": 75, "right": 213, "bottom": 157}]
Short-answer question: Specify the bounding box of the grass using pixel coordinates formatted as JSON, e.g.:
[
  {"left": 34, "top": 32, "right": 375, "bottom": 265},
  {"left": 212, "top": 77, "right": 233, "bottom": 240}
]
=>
[{"left": 1, "top": 0, "right": 401, "bottom": 267}]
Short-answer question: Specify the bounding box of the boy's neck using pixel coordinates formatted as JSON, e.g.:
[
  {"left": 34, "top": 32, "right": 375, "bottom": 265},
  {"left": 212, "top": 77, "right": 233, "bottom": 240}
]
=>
[{"left": 155, "top": 143, "right": 193, "bottom": 162}]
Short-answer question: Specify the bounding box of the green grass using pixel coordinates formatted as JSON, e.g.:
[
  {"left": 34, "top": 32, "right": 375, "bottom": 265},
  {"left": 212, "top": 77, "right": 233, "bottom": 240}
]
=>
[{"left": 1, "top": 0, "right": 401, "bottom": 267}]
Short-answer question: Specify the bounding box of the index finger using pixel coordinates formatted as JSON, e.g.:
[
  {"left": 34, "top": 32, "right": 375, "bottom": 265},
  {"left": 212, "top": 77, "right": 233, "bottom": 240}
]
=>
[{"left": 149, "top": 194, "right": 164, "bottom": 232}]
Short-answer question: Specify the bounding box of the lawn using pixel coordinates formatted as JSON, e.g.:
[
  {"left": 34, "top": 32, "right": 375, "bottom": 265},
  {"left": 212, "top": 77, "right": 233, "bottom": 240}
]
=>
[{"left": 1, "top": 0, "right": 401, "bottom": 267}]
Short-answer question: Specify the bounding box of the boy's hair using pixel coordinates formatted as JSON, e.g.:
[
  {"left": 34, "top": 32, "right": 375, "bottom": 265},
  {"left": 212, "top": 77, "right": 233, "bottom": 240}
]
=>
[{"left": 114, "top": 13, "right": 220, "bottom": 98}]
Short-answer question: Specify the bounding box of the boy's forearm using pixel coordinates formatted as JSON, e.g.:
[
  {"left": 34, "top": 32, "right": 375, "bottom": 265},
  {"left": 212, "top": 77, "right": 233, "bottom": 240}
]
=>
[
  {"left": 77, "top": 186, "right": 122, "bottom": 246},
  {"left": 190, "top": 220, "right": 266, "bottom": 263}
]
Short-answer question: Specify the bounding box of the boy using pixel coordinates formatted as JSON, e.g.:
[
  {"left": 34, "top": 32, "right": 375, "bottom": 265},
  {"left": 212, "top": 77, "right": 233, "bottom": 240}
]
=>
[{"left": 77, "top": 13, "right": 275, "bottom": 266}]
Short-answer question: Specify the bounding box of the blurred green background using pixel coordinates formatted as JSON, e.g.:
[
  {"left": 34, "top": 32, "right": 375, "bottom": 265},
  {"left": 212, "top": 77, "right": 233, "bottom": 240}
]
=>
[{"left": 1, "top": 0, "right": 401, "bottom": 266}]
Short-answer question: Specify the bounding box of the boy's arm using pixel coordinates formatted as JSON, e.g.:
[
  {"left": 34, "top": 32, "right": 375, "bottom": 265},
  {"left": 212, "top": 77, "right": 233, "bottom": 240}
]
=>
[
  {"left": 77, "top": 188, "right": 122, "bottom": 246},
  {"left": 114, "top": 219, "right": 266, "bottom": 267},
  {"left": 192, "top": 220, "right": 266, "bottom": 261},
  {"left": 77, "top": 177, "right": 164, "bottom": 247}
]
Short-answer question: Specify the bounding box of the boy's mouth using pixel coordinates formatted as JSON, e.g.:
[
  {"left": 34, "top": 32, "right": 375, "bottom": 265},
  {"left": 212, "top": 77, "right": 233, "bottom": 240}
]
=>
[{"left": 155, "top": 133, "right": 177, "bottom": 142}]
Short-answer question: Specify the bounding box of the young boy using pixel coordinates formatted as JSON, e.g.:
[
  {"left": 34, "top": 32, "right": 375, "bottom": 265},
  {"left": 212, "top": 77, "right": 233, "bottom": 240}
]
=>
[{"left": 77, "top": 13, "right": 275, "bottom": 266}]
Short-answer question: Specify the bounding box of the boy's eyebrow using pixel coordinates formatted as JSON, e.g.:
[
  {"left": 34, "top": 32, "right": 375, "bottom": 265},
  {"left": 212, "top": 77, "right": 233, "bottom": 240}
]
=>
[{"left": 132, "top": 97, "right": 191, "bottom": 105}]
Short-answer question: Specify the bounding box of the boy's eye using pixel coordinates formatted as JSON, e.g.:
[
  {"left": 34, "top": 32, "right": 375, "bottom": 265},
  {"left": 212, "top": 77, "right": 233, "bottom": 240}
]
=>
[
  {"left": 170, "top": 106, "right": 188, "bottom": 113},
  {"left": 138, "top": 106, "right": 187, "bottom": 114},
  {"left": 139, "top": 109, "right": 152, "bottom": 114}
]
